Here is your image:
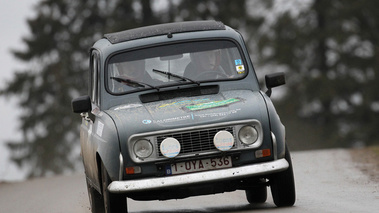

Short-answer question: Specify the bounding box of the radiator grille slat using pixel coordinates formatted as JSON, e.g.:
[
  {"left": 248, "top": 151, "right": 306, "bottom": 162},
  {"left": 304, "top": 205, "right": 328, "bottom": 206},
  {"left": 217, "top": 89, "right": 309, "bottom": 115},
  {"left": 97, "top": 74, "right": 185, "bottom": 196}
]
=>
[{"left": 156, "top": 127, "right": 235, "bottom": 157}]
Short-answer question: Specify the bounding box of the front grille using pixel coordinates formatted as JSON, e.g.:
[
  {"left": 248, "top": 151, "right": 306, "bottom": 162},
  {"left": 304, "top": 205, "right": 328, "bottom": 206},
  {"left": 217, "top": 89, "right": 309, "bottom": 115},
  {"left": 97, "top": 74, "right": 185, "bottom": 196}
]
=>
[{"left": 156, "top": 126, "right": 235, "bottom": 157}]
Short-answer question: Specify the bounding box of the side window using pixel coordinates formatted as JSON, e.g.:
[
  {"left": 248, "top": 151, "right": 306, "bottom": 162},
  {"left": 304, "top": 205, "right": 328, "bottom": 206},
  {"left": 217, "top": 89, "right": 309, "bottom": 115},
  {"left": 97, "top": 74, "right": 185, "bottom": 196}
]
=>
[{"left": 90, "top": 51, "right": 100, "bottom": 106}]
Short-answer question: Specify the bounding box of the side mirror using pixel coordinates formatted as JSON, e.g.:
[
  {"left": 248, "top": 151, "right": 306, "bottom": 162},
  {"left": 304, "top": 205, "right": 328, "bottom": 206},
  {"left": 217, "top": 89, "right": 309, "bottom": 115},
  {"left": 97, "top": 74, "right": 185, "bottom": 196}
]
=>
[
  {"left": 265, "top": 72, "right": 285, "bottom": 97},
  {"left": 72, "top": 95, "right": 92, "bottom": 113}
]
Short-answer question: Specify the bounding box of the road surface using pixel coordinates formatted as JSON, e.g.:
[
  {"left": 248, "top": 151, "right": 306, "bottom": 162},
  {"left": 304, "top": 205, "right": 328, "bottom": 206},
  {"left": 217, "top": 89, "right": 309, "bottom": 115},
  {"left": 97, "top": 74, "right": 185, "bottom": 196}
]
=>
[{"left": 0, "top": 149, "right": 378, "bottom": 212}]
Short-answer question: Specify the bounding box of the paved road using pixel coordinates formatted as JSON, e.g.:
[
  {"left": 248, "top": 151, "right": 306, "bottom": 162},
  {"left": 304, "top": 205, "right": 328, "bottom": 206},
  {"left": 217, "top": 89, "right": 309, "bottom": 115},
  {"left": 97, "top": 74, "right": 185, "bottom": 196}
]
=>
[{"left": 0, "top": 149, "right": 378, "bottom": 213}]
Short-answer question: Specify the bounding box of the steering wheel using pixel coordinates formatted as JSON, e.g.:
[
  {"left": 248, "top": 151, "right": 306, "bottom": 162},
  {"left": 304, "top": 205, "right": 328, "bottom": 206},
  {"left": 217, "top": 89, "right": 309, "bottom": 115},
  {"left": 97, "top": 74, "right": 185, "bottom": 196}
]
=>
[{"left": 194, "top": 71, "right": 228, "bottom": 80}]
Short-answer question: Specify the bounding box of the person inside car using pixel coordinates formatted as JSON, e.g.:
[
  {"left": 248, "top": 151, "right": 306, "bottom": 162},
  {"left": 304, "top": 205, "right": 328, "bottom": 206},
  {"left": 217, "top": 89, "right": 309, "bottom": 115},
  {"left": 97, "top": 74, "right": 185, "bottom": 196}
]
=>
[
  {"left": 116, "top": 60, "right": 147, "bottom": 81},
  {"left": 111, "top": 59, "right": 155, "bottom": 92},
  {"left": 183, "top": 49, "right": 227, "bottom": 79}
]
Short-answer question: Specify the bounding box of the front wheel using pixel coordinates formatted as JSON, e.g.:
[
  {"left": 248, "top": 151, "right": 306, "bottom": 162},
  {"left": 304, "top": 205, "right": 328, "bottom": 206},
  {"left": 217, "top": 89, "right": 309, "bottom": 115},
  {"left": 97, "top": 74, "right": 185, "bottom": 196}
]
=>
[
  {"left": 270, "top": 145, "right": 296, "bottom": 207},
  {"left": 101, "top": 162, "right": 127, "bottom": 213},
  {"left": 245, "top": 186, "right": 267, "bottom": 204},
  {"left": 86, "top": 178, "right": 105, "bottom": 213}
]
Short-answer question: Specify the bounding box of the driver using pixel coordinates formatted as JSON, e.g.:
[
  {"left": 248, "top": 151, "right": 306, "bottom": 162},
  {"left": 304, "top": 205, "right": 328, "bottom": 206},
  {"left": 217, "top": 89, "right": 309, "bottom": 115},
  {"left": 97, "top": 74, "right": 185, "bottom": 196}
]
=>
[{"left": 183, "top": 49, "right": 225, "bottom": 79}]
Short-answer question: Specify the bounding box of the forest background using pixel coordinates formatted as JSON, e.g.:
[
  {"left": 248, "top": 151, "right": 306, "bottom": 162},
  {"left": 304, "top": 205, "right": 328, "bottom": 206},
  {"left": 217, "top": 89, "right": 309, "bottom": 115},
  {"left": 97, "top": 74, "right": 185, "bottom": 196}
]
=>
[{"left": 1, "top": 0, "right": 378, "bottom": 179}]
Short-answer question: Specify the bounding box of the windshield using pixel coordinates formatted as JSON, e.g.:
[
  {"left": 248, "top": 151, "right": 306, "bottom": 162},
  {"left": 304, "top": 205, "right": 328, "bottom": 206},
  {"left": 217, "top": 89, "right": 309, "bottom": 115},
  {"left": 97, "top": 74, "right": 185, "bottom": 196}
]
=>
[{"left": 107, "top": 40, "right": 247, "bottom": 94}]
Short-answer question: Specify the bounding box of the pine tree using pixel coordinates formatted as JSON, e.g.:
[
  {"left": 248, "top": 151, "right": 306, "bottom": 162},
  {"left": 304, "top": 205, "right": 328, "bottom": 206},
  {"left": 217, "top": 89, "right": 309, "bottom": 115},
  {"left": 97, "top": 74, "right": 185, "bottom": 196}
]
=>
[
  {"left": 1, "top": 0, "right": 141, "bottom": 178},
  {"left": 258, "top": 0, "right": 379, "bottom": 147}
]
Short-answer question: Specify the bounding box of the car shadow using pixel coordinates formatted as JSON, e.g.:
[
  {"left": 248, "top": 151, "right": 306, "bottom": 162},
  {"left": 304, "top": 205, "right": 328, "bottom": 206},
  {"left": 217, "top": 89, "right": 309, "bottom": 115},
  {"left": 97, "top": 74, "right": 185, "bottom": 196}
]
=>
[{"left": 129, "top": 203, "right": 281, "bottom": 213}]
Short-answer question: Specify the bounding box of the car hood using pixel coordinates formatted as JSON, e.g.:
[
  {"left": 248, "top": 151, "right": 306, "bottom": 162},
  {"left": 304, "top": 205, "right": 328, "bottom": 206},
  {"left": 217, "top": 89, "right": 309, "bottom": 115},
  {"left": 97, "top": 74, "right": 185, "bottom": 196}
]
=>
[{"left": 105, "top": 90, "right": 269, "bottom": 140}]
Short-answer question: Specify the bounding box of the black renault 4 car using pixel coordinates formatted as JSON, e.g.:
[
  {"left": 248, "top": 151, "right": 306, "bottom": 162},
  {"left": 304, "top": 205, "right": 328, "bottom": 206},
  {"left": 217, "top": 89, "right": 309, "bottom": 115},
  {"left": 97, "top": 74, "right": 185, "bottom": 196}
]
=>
[{"left": 72, "top": 20, "right": 295, "bottom": 212}]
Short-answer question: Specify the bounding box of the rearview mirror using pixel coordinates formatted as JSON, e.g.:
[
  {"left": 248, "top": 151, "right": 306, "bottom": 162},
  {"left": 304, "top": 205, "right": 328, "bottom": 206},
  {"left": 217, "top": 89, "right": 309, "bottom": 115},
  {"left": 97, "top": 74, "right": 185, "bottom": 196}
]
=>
[
  {"left": 72, "top": 95, "right": 92, "bottom": 113},
  {"left": 265, "top": 72, "right": 285, "bottom": 97}
]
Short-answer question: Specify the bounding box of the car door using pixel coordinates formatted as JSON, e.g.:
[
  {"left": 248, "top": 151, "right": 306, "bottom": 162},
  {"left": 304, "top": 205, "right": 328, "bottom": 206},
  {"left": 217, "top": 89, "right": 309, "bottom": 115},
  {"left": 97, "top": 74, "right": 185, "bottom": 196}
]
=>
[{"left": 80, "top": 50, "right": 101, "bottom": 188}]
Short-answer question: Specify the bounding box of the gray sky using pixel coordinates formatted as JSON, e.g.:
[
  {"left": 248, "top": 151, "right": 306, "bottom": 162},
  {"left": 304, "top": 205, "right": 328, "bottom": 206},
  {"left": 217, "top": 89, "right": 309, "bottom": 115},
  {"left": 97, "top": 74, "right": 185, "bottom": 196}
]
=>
[{"left": 0, "top": 0, "right": 38, "bottom": 181}]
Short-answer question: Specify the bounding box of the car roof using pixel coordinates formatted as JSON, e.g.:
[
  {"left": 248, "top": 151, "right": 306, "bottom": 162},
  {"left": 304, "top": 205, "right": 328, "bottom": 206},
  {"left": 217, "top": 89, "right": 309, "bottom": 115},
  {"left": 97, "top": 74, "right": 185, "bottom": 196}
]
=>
[{"left": 103, "top": 20, "right": 226, "bottom": 44}]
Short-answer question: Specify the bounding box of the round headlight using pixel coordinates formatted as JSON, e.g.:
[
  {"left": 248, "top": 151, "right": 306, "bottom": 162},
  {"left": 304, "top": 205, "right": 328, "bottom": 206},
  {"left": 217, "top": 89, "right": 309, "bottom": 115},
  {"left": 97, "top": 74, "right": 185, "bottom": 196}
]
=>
[
  {"left": 133, "top": 139, "right": 153, "bottom": 159},
  {"left": 239, "top": 126, "right": 259, "bottom": 145},
  {"left": 160, "top": 137, "right": 181, "bottom": 158}
]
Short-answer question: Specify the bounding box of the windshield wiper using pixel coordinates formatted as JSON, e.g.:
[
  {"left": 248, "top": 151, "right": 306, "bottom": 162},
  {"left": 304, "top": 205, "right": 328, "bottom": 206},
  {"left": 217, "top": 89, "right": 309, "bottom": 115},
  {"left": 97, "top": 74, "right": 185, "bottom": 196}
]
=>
[
  {"left": 111, "top": 76, "right": 159, "bottom": 91},
  {"left": 152, "top": 69, "right": 200, "bottom": 86}
]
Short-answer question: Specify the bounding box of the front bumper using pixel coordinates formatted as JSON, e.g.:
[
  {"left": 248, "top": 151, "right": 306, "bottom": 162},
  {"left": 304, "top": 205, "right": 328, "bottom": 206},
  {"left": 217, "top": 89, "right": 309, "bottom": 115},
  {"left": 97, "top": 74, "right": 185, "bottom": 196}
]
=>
[{"left": 108, "top": 158, "right": 288, "bottom": 193}]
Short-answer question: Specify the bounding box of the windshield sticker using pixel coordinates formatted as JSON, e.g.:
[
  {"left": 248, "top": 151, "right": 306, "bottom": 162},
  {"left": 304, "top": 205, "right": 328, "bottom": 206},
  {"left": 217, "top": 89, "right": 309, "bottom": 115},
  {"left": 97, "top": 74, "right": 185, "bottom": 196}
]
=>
[
  {"left": 236, "top": 65, "right": 245, "bottom": 74},
  {"left": 235, "top": 59, "right": 242, "bottom": 66},
  {"left": 158, "top": 98, "right": 210, "bottom": 109},
  {"left": 183, "top": 98, "right": 243, "bottom": 111}
]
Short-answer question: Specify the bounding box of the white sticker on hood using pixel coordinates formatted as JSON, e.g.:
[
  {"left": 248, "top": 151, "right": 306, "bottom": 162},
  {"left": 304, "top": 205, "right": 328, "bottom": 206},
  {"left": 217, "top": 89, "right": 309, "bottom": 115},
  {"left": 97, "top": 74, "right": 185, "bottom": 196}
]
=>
[{"left": 114, "top": 104, "right": 143, "bottom": 110}]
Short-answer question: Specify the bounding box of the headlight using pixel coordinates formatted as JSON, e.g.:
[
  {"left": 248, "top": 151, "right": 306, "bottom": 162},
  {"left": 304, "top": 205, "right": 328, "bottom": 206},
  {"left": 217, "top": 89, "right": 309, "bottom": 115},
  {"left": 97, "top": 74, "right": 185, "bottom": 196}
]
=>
[
  {"left": 133, "top": 139, "right": 153, "bottom": 159},
  {"left": 238, "top": 125, "right": 258, "bottom": 145},
  {"left": 160, "top": 137, "right": 181, "bottom": 158}
]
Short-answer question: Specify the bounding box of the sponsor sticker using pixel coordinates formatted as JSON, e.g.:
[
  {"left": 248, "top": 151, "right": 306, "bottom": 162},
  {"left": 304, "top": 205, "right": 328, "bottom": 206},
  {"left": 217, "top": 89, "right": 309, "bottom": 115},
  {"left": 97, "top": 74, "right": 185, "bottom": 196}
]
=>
[
  {"left": 235, "top": 59, "right": 242, "bottom": 66},
  {"left": 96, "top": 122, "right": 104, "bottom": 137},
  {"left": 114, "top": 104, "right": 142, "bottom": 110},
  {"left": 236, "top": 65, "right": 245, "bottom": 73},
  {"left": 184, "top": 98, "right": 241, "bottom": 111},
  {"left": 158, "top": 98, "right": 209, "bottom": 108},
  {"left": 155, "top": 115, "right": 191, "bottom": 124},
  {"left": 194, "top": 108, "right": 241, "bottom": 118},
  {"left": 142, "top": 120, "right": 152, "bottom": 124}
]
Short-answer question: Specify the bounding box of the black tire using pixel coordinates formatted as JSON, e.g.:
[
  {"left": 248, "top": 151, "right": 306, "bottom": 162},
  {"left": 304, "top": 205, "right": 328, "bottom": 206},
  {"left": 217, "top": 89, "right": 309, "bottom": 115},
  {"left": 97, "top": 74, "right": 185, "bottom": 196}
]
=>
[
  {"left": 86, "top": 178, "right": 105, "bottom": 213},
  {"left": 245, "top": 186, "right": 267, "bottom": 204},
  {"left": 101, "top": 162, "right": 127, "bottom": 213},
  {"left": 270, "top": 145, "right": 296, "bottom": 207}
]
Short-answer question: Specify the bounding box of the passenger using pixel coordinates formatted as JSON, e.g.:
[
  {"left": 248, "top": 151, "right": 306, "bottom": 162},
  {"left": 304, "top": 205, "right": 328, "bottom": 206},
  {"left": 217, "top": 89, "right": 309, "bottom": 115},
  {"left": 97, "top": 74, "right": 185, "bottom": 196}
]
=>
[
  {"left": 112, "top": 60, "right": 155, "bottom": 92},
  {"left": 116, "top": 60, "right": 146, "bottom": 81}
]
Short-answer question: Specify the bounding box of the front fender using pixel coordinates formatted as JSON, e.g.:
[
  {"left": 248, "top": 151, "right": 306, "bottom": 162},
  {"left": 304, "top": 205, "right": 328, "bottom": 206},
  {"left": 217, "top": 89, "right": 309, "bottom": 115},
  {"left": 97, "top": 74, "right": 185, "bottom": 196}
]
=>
[
  {"left": 260, "top": 91, "right": 286, "bottom": 159},
  {"left": 93, "top": 112, "right": 121, "bottom": 183}
]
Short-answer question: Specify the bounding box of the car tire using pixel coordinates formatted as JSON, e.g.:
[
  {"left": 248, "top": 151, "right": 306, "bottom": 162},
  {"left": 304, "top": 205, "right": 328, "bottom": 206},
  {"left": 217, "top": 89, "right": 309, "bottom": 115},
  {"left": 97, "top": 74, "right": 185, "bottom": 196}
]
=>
[
  {"left": 86, "top": 178, "right": 105, "bottom": 213},
  {"left": 101, "top": 162, "right": 127, "bottom": 213},
  {"left": 245, "top": 186, "right": 267, "bottom": 204},
  {"left": 270, "top": 145, "right": 296, "bottom": 207}
]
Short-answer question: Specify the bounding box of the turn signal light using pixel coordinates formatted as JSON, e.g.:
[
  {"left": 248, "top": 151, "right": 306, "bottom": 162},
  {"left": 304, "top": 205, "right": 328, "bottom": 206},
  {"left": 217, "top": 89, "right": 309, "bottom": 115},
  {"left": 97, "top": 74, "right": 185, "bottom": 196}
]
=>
[
  {"left": 126, "top": 166, "right": 141, "bottom": 174},
  {"left": 255, "top": 149, "right": 271, "bottom": 158}
]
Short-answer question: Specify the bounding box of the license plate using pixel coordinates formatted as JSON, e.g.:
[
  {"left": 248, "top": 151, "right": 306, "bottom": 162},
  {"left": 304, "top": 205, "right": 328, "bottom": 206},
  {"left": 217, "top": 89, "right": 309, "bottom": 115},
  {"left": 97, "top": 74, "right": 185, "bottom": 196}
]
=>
[{"left": 166, "top": 156, "right": 232, "bottom": 175}]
